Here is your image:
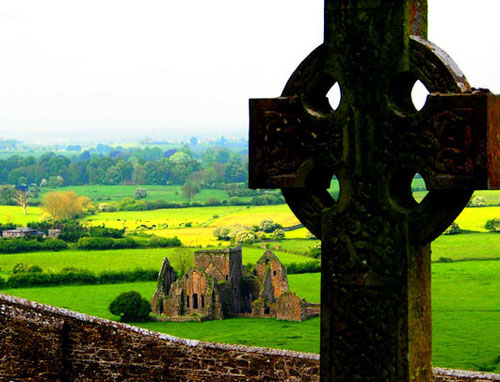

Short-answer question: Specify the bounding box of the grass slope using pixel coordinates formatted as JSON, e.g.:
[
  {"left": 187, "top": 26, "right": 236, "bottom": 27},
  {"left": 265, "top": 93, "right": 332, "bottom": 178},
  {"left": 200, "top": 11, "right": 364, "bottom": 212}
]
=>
[
  {"left": 0, "top": 246, "right": 312, "bottom": 279},
  {"left": 29, "top": 185, "right": 248, "bottom": 204},
  {"left": 1, "top": 259, "right": 498, "bottom": 372}
]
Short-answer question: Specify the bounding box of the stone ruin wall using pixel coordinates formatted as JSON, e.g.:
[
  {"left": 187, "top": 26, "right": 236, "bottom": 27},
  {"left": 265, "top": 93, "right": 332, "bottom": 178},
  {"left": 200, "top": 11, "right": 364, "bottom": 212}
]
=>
[
  {"left": 1, "top": 293, "right": 498, "bottom": 382},
  {"left": 194, "top": 248, "right": 241, "bottom": 279}
]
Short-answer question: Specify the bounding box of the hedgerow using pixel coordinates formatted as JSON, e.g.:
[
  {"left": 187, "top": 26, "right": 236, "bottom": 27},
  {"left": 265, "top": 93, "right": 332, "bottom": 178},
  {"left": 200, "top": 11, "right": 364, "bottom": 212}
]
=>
[
  {"left": 5, "top": 268, "right": 158, "bottom": 288},
  {"left": 0, "top": 238, "right": 67, "bottom": 253}
]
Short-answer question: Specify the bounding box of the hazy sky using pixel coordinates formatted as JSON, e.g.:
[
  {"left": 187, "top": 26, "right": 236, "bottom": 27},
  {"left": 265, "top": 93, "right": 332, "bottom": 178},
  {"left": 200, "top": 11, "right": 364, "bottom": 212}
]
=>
[{"left": 0, "top": 1, "right": 499, "bottom": 143}]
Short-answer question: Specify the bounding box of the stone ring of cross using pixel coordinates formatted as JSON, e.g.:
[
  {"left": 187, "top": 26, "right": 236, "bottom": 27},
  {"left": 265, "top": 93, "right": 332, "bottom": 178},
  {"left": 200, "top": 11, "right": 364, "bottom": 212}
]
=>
[
  {"left": 249, "top": 2, "right": 499, "bottom": 380},
  {"left": 278, "top": 35, "right": 487, "bottom": 245},
  {"left": 250, "top": 19, "right": 499, "bottom": 247}
]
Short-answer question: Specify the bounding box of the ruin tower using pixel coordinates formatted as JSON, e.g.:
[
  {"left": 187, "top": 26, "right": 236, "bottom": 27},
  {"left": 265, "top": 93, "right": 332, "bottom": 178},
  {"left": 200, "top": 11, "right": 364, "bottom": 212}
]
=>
[{"left": 194, "top": 247, "right": 243, "bottom": 313}]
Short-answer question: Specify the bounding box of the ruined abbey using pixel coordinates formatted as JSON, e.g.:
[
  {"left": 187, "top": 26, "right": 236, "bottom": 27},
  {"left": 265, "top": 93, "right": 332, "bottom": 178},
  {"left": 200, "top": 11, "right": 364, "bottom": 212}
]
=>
[{"left": 152, "top": 247, "right": 320, "bottom": 322}]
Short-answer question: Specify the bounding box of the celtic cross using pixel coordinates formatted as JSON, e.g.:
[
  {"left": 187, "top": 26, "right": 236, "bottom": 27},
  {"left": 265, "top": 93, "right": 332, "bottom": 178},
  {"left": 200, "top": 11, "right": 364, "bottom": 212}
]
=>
[{"left": 249, "top": 1, "right": 500, "bottom": 381}]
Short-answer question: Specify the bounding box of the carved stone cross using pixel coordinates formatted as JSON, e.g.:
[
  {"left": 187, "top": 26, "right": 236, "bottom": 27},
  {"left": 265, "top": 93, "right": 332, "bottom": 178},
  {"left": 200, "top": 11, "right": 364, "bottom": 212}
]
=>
[{"left": 249, "top": 1, "right": 500, "bottom": 381}]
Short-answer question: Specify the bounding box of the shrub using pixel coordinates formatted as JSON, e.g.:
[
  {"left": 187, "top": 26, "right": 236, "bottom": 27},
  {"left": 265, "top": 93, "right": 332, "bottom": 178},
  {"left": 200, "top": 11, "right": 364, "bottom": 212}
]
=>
[
  {"left": 213, "top": 226, "right": 231, "bottom": 240},
  {"left": 88, "top": 226, "right": 125, "bottom": 238},
  {"left": 76, "top": 236, "right": 140, "bottom": 250},
  {"left": 228, "top": 196, "right": 245, "bottom": 206},
  {"left": 306, "top": 243, "right": 321, "bottom": 259},
  {"left": 250, "top": 194, "right": 284, "bottom": 206},
  {"left": 5, "top": 268, "right": 158, "bottom": 288},
  {"left": 270, "top": 229, "right": 285, "bottom": 240},
  {"left": 436, "top": 257, "right": 453, "bottom": 263},
  {"left": 77, "top": 236, "right": 114, "bottom": 249},
  {"left": 468, "top": 195, "right": 485, "bottom": 207},
  {"left": 57, "top": 220, "right": 88, "bottom": 242},
  {"left": 134, "top": 187, "right": 148, "bottom": 199},
  {"left": 485, "top": 218, "right": 500, "bottom": 232},
  {"left": 13, "top": 263, "right": 28, "bottom": 274},
  {"left": 0, "top": 238, "right": 66, "bottom": 254},
  {"left": 286, "top": 261, "right": 321, "bottom": 274},
  {"left": 28, "top": 265, "right": 43, "bottom": 273},
  {"left": 0, "top": 223, "right": 16, "bottom": 233},
  {"left": 231, "top": 226, "right": 257, "bottom": 245},
  {"left": 259, "top": 219, "right": 283, "bottom": 233},
  {"left": 42, "top": 239, "right": 68, "bottom": 251},
  {"left": 148, "top": 235, "right": 182, "bottom": 248},
  {"left": 444, "top": 222, "right": 461, "bottom": 235},
  {"left": 108, "top": 291, "right": 151, "bottom": 322},
  {"left": 204, "top": 197, "right": 221, "bottom": 207}
]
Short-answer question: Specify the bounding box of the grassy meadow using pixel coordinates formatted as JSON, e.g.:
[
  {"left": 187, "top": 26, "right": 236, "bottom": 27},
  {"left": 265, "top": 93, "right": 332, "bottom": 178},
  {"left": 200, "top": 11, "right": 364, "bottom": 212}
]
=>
[
  {"left": 36, "top": 185, "right": 244, "bottom": 204},
  {"left": 0, "top": 186, "right": 499, "bottom": 373},
  {"left": 2, "top": 260, "right": 498, "bottom": 372},
  {"left": 0, "top": 246, "right": 313, "bottom": 280}
]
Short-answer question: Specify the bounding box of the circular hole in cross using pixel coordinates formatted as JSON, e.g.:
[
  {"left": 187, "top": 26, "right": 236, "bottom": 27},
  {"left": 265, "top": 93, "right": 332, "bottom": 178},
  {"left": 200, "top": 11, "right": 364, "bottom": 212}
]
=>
[
  {"left": 329, "top": 175, "right": 340, "bottom": 201},
  {"left": 411, "top": 172, "right": 429, "bottom": 203},
  {"left": 326, "top": 82, "right": 341, "bottom": 111},
  {"left": 411, "top": 80, "right": 430, "bottom": 111}
]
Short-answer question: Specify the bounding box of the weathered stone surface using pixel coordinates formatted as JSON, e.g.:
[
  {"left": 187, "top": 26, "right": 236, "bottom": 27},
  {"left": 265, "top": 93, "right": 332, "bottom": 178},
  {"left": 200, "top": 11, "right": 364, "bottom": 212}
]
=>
[
  {"left": 249, "top": 0, "right": 500, "bottom": 380},
  {"left": 255, "top": 249, "right": 289, "bottom": 299},
  {"left": 0, "top": 293, "right": 497, "bottom": 381},
  {"left": 0, "top": 293, "right": 321, "bottom": 381},
  {"left": 154, "top": 247, "right": 318, "bottom": 322},
  {"left": 152, "top": 257, "right": 176, "bottom": 314}
]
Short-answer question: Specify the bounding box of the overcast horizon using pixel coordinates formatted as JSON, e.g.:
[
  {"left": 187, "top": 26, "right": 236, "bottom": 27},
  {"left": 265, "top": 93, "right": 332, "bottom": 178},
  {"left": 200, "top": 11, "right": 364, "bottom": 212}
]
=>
[{"left": 1, "top": 1, "right": 500, "bottom": 144}]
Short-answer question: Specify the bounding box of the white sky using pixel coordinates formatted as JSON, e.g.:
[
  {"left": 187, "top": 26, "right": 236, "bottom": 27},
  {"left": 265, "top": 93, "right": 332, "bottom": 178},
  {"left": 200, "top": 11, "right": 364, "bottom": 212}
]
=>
[{"left": 0, "top": 1, "right": 499, "bottom": 143}]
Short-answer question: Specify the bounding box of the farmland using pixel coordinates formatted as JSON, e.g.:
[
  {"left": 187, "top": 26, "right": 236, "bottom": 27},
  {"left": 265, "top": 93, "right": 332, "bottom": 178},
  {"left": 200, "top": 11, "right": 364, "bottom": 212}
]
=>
[
  {"left": 34, "top": 185, "right": 247, "bottom": 204},
  {"left": 0, "top": 246, "right": 313, "bottom": 280},
  {"left": 0, "top": 187, "right": 499, "bottom": 373},
  {"left": 1, "top": 201, "right": 499, "bottom": 246}
]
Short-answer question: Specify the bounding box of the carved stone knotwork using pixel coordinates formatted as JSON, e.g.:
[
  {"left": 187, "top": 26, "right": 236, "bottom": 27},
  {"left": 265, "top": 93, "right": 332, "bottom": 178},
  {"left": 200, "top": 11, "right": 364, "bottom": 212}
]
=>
[{"left": 249, "top": 0, "right": 500, "bottom": 381}]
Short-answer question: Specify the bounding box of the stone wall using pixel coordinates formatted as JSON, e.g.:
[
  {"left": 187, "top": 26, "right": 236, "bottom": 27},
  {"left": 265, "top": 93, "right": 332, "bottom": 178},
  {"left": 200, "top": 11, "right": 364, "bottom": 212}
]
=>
[{"left": 0, "top": 293, "right": 498, "bottom": 381}]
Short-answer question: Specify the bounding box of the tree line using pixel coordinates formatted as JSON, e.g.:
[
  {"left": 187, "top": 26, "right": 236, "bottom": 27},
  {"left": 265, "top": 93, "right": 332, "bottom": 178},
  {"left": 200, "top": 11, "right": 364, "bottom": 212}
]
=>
[{"left": 0, "top": 145, "right": 247, "bottom": 187}]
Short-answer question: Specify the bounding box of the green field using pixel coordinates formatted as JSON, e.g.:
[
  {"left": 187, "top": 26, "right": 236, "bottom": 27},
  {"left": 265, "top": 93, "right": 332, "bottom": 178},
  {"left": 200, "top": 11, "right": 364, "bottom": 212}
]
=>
[
  {"left": 1, "top": 196, "right": 499, "bottom": 247},
  {"left": 432, "top": 233, "right": 500, "bottom": 262},
  {"left": 0, "top": 233, "right": 496, "bottom": 280},
  {"left": 2, "top": 259, "right": 498, "bottom": 372},
  {"left": 85, "top": 204, "right": 302, "bottom": 245},
  {"left": 36, "top": 185, "right": 243, "bottom": 204},
  {"left": 0, "top": 188, "right": 498, "bottom": 372},
  {"left": 0, "top": 246, "right": 313, "bottom": 279},
  {"left": 0, "top": 205, "right": 43, "bottom": 226}
]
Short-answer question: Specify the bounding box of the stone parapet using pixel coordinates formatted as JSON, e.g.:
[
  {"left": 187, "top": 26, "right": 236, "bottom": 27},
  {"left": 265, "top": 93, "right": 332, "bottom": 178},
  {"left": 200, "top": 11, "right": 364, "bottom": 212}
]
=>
[{"left": 0, "top": 293, "right": 498, "bottom": 381}]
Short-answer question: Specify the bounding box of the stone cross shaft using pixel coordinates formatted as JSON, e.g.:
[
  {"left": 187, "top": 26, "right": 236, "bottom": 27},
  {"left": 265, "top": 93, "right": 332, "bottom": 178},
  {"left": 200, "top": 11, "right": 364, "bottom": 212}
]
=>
[{"left": 249, "top": 1, "right": 500, "bottom": 381}]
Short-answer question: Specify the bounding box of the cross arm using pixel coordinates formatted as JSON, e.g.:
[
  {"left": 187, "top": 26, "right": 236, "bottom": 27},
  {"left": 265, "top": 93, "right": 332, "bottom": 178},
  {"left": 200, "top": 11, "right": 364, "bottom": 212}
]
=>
[
  {"left": 249, "top": 97, "right": 341, "bottom": 190},
  {"left": 399, "top": 91, "right": 500, "bottom": 190}
]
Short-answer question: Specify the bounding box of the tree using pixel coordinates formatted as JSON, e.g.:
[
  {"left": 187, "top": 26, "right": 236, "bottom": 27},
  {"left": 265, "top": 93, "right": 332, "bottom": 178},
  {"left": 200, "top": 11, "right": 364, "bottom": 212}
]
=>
[
  {"left": 259, "top": 219, "right": 282, "bottom": 233},
  {"left": 271, "top": 228, "right": 285, "bottom": 240},
  {"left": 134, "top": 187, "right": 147, "bottom": 199},
  {"left": 109, "top": 291, "right": 150, "bottom": 322},
  {"left": 485, "top": 218, "right": 500, "bottom": 232},
  {"left": 0, "top": 186, "right": 16, "bottom": 205},
  {"left": 170, "top": 151, "right": 191, "bottom": 164},
  {"left": 47, "top": 176, "right": 63, "bottom": 188},
  {"left": 171, "top": 247, "right": 193, "bottom": 276},
  {"left": 444, "top": 222, "right": 461, "bottom": 235},
  {"left": 182, "top": 180, "right": 199, "bottom": 201},
  {"left": 41, "top": 191, "right": 85, "bottom": 220},
  {"left": 13, "top": 190, "right": 32, "bottom": 215}
]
